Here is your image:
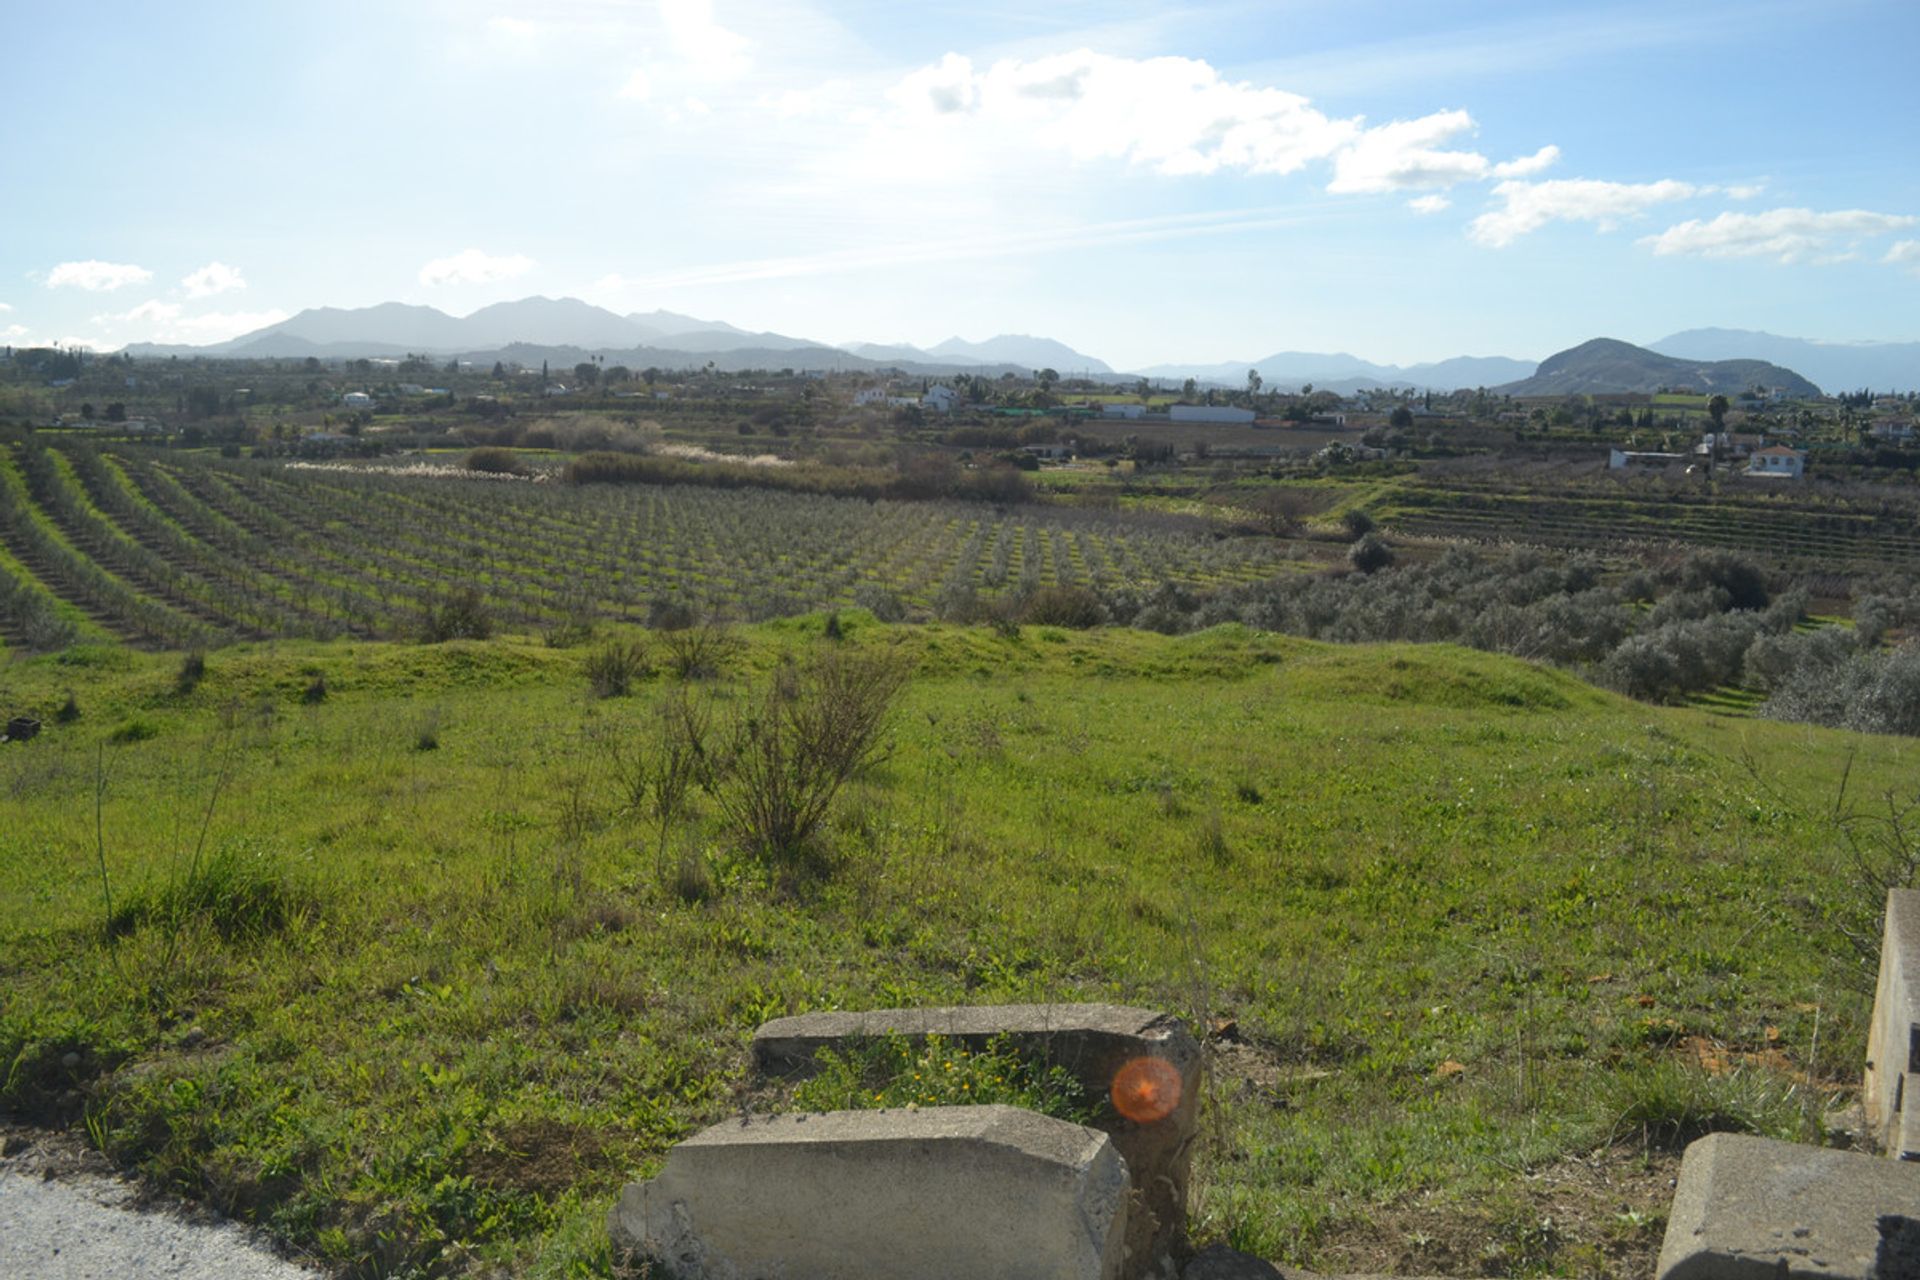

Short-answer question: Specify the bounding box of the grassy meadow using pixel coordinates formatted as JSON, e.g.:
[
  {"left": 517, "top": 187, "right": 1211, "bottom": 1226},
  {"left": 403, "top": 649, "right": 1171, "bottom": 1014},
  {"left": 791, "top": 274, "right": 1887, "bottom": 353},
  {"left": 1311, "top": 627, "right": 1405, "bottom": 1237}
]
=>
[{"left": 0, "top": 617, "right": 1905, "bottom": 1277}]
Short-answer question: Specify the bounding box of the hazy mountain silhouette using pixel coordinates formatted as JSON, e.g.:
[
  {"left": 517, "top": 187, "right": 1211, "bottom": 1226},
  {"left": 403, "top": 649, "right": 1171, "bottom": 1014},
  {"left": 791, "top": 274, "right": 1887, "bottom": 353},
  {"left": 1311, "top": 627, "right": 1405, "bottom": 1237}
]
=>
[
  {"left": 1133, "top": 351, "right": 1535, "bottom": 392},
  {"left": 1650, "top": 328, "right": 1920, "bottom": 394},
  {"left": 927, "top": 335, "right": 1114, "bottom": 373}
]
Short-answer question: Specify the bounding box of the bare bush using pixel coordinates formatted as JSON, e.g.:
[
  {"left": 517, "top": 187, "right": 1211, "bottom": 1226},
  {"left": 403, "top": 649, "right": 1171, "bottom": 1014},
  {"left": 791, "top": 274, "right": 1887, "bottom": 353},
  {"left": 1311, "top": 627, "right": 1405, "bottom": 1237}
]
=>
[
  {"left": 464, "top": 446, "right": 529, "bottom": 475},
  {"left": 419, "top": 587, "right": 492, "bottom": 642},
  {"left": 1246, "top": 487, "right": 1313, "bottom": 537},
  {"left": 710, "top": 648, "right": 909, "bottom": 865},
  {"left": 586, "top": 638, "right": 652, "bottom": 698},
  {"left": 661, "top": 622, "right": 740, "bottom": 680},
  {"left": 1019, "top": 585, "right": 1107, "bottom": 629}
]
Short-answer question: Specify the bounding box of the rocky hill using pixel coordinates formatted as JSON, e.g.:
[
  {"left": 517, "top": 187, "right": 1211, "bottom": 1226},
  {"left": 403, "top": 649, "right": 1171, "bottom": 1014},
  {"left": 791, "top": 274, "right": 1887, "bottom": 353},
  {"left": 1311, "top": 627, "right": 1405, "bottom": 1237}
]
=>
[{"left": 1495, "top": 338, "right": 1819, "bottom": 397}]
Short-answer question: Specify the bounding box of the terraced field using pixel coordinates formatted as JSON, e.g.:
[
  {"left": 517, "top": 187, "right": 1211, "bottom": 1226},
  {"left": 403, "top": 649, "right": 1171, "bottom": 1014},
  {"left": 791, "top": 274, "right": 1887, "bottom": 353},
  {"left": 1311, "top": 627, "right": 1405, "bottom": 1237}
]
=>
[
  {"left": 1377, "top": 472, "right": 1920, "bottom": 570},
  {"left": 0, "top": 435, "right": 1290, "bottom": 649}
]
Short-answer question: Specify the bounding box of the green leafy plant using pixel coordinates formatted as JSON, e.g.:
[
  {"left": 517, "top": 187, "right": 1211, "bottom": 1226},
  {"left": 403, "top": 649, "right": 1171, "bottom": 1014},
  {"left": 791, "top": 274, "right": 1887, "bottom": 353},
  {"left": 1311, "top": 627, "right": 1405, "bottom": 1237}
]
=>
[{"left": 790, "top": 1032, "right": 1089, "bottom": 1123}]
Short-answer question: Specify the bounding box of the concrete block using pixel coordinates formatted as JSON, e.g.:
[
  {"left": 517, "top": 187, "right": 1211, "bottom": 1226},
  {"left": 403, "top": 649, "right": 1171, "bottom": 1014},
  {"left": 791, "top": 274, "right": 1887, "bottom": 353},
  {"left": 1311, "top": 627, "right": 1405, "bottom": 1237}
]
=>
[
  {"left": 753, "top": 1002, "right": 1200, "bottom": 1277},
  {"left": 1867, "top": 889, "right": 1920, "bottom": 1158},
  {"left": 1657, "top": 1132, "right": 1920, "bottom": 1279},
  {"left": 609, "top": 1104, "right": 1128, "bottom": 1280}
]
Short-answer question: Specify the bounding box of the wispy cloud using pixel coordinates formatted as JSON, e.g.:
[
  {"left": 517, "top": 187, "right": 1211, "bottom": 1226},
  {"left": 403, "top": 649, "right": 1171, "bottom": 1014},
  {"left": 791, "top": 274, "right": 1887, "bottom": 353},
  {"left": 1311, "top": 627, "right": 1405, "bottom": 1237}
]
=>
[
  {"left": 418, "top": 249, "right": 535, "bottom": 286},
  {"left": 592, "top": 205, "right": 1325, "bottom": 292},
  {"left": 88, "top": 301, "right": 291, "bottom": 345},
  {"left": 1408, "top": 195, "right": 1451, "bottom": 215},
  {"left": 182, "top": 262, "right": 247, "bottom": 298},
  {"left": 1641, "top": 208, "right": 1917, "bottom": 263},
  {"left": 1888, "top": 240, "right": 1920, "bottom": 272},
  {"left": 1242, "top": 2, "right": 1795, "bottom": 96},
  {"left": 1470, "top": 178, "right": 1698, "bottom": 247},
  {"left": 48, "top": 260, "right": 152, "bottom": 291}
]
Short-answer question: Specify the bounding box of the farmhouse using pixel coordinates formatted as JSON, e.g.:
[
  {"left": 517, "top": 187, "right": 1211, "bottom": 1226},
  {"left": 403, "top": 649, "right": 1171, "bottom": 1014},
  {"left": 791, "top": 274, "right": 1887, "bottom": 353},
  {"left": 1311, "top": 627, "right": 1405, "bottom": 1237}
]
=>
[
  {"left": 922, "top": 384, "right": 960, "bottom": 413},
  {"left": 1746, "top": 445, "right": 1806, "bottom": 479},
  {"left": 341, "top": 391, "right": 374, "bottom": 410}
]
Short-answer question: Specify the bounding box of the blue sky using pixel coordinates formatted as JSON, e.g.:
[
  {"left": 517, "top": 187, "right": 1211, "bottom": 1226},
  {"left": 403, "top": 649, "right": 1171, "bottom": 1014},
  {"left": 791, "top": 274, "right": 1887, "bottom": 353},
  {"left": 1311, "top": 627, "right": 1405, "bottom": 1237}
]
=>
[{"left": 4, "top": 0, "right": 1917, "bottom": 369}]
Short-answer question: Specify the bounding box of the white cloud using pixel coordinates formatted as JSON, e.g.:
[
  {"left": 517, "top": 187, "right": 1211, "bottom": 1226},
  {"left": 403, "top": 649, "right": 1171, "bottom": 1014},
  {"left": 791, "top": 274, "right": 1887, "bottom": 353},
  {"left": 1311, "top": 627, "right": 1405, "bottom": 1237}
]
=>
[
  {"left": 47, "top": 260, "right": 153, "bottom": 291},
  {"left": 1887, "top": 240, "right": 1920, "bottom": 267},
  {"left": 165, "top": 308, "right": 291, "bottom": 344},
  {"left": 1725, "top": 184, "right": 1765, "bottom": 200},
  {"left": 418, "top": 248, "right": 535, "bottom": 287},
  {"left": 617, "top": 69, "right": 653, "bottom": 101},
  {"left": 1470, "top": 177, "right": 1697, "bottom": 247},
  {"left": 182, "top": 261, "right": 246, "bottom": 298},
  {"left": 0, "top": 302, "right": 11, "bottom": 312},
  {"left": 106, "top": 300, "right": 183, "bottom": 326},
  {"left": 89, "top": 301, "right": 290, "bottom": 345},
  {"left": 1491, "top": 144, "right": 1560, "bottom": 178},
  {"left": 1327, "top": 109, "right": 1491, "bottom": 194},
  {"left": 876, "top": 49, "right": 1572, "bottom": 210},
  {"left": 1640, "top": 208, "right": 1918, "bottom": 263},
  {"left": 660, "top": 0, "right": 750, "bottom": 81},
  {"left": 885, "top": 49, "right": 1361, "bottom": 179},
  {"left": 1408, "top": 194, "right": 1451, "bottom": 215},
  {"left": 2, "top": 324, "right": 26, "bottom": 340}
]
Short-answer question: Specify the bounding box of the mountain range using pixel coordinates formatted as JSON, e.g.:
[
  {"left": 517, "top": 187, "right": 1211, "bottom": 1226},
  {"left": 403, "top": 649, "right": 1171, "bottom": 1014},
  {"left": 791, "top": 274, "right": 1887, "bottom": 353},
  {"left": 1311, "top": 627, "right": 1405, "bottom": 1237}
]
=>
[
  {"left": 116, "top": 296, "right": 1920, "bottom": 393},
  {"left": 1647, "top": 329, "right": 1920, "bottom": 396}
]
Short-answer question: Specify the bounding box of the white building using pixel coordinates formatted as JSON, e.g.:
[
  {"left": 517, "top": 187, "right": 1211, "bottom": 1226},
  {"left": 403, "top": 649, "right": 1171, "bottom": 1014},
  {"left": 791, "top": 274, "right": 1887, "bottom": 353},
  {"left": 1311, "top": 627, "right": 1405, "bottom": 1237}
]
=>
[
  {"left": 923, "top": 384, "right": 961, "bottom": 413},
  {"left": 1169, "top": 404, "right": 1255, "bottom": 424},
  {"left": 1870, "top": 420, "right": 1915, "bottom": 444},
  {"left": 1747, "top": 445, "right": 1806, "bottom": 479},
  {"left": 342, "top": 391, "right": 374, "bottom": 410},
  {"left": 1102, "top": 403, "right": 1147, "bottom": 420},
  {"left": 1609, "top": 448, "right": 1687, "bottom": 471},
  {"left": 853, "top": 387, "right": 891, "bottom": 406}
]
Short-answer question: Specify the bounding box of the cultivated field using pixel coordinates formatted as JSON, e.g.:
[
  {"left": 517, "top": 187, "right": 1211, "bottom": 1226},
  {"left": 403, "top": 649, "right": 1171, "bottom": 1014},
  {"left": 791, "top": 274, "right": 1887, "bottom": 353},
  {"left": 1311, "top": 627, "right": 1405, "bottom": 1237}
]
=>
[{"left": 0, "top": 435, "right": 1288, "bottom": 651}]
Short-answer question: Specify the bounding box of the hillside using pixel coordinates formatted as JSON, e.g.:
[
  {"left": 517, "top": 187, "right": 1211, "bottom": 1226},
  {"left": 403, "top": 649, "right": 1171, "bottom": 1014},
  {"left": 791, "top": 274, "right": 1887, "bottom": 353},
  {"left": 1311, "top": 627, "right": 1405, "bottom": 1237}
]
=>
[
  {"left": 0, "top": 622, "right": 1885, "bottom": 1277},
  {"left": 1495, "top": 337, "right": 1820, "bottom": 397}
]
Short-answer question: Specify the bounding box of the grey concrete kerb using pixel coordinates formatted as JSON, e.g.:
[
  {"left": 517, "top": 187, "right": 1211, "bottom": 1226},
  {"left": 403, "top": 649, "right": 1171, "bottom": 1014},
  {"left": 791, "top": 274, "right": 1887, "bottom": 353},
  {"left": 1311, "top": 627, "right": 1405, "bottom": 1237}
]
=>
[
  {"left": 753, "top": 1002, "right": 1203, "bottom": 1278},
  {"left": 1657, "top": 1132, "right": 1920, "bottom": 1279},
  {"left": 610, "top": 1104, "right": 1130, "bottom": 1280}
]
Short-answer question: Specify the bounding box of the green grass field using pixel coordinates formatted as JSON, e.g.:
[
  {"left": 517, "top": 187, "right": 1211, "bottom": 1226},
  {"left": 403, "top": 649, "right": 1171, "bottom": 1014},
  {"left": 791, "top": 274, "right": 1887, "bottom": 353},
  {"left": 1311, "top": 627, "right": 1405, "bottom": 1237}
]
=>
[{"left": 0, "top": 617, "right": 1899, "bottom": 1277}]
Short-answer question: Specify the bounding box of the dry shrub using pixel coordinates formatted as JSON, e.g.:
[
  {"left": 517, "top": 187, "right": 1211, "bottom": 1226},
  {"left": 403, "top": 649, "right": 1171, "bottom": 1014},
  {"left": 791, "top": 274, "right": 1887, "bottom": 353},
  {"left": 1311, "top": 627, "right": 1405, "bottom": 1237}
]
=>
[
  {"left": 711, "top": 647, "right": 909, "bottom": 865},
  {"left": 586, "top": 638, "right": 652, "bottom": 698},
  {"left": 661, "top": 622, "right": 739, "bottom": 680}
]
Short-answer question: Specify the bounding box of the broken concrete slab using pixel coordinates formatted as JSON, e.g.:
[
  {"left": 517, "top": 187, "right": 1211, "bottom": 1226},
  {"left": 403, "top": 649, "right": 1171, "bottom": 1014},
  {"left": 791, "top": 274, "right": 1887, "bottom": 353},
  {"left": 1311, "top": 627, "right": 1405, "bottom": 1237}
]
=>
[
  {"left": 1657, "top": 1132, "right": 1920, "bottom": 1279},
  {"left": 609, "top": 1104, "right": 1128, "bottom": 1280},
  {"left": 1867, "top": 889, "right": 1920, "bottom": 1159},
  {"left": 753, "top": 1002, "right": 1201, "bottom": 1277}
]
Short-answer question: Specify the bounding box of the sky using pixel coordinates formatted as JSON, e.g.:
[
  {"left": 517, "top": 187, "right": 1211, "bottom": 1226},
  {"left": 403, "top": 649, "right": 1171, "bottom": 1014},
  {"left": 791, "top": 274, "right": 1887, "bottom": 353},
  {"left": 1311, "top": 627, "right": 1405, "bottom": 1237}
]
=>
[{"left": 4, "top": 0, "right": 1918, "bottom": 370}]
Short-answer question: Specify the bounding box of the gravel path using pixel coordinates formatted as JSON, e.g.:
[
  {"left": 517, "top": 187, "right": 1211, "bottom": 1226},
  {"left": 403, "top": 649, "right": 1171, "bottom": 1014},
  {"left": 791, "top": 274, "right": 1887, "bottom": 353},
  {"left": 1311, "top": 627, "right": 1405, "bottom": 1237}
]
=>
[{"left": 0, "top": 1129, "right": 320, "bottom": 1280}]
